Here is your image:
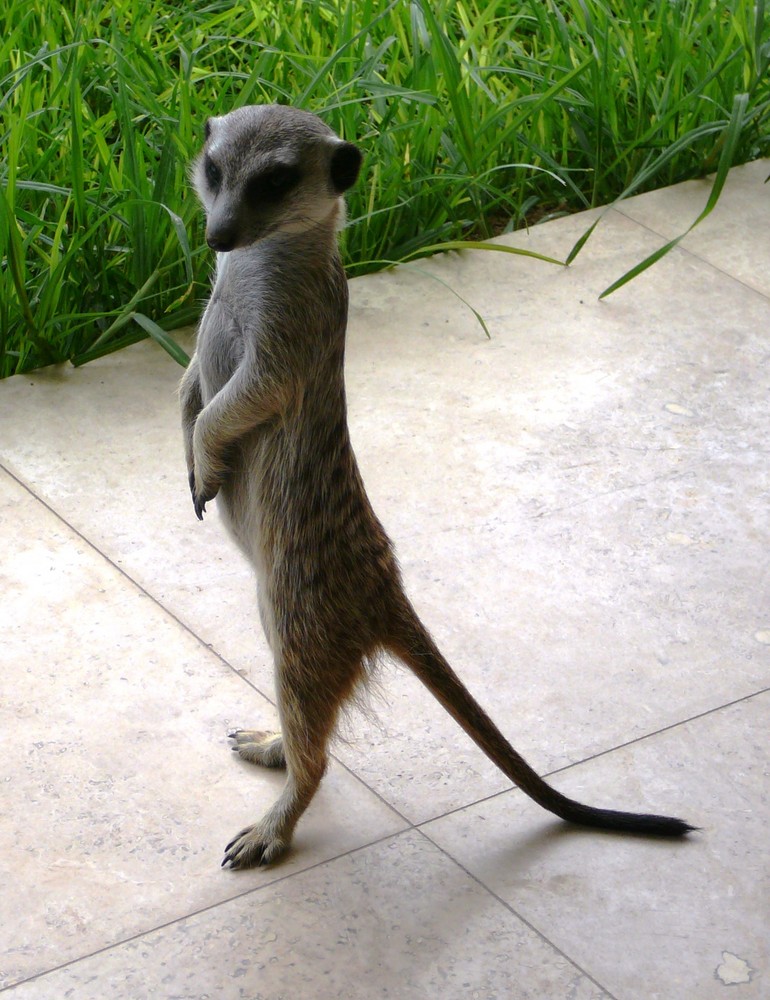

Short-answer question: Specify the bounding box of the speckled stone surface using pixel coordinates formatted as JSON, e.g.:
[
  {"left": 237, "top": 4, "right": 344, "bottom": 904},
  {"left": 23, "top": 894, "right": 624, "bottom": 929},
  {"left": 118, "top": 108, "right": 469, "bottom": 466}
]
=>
[
  {"left": 1, "top": 160, "right": 768, "bottom": 998},
  {"left": 4, "top": 832, "right": 612, "bottom": 1000},
  {"left": 0, "top": 471, "right": 406, "bottom": 987},
  {"left": 424, "top": 693, "right": 770, "bottom": 1000}
]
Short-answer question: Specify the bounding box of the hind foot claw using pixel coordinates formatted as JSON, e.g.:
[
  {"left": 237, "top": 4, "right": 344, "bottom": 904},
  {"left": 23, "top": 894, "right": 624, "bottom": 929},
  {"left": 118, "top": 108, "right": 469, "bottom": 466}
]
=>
[{"left": 222, "top": 825, "right": 288, "bottom": 870}]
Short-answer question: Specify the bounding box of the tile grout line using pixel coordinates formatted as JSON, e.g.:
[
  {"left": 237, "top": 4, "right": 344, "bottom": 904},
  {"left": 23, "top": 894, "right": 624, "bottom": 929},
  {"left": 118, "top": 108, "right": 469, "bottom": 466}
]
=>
[
  {"left": 610, "top": 204, "right": 770, "bottom": 304},
  {"left": 0, "top": 829, "right": 411, "bottom": 995},
  {"left": 1, "top": 822, "right": 619, "bottom": 998},
  {"left": 414, "top": 824, "right": 620, "bottom": 1000},
  {"left": 0, "top": 460, "right": 414, "bottom": 826},
  {"left": 3, "top": 458, "right": 263, "bottom": 682},
  {"left": 4, "top": 459, "right": 766, "bottom": 828},
  {"left": 410, "top": 690, "right": 770, "bottom": 997},
  {"left": 412, "top": 684, "right": 770, "bottom": 830},
  {"left": 544, "top": 685, "right": 770, "bottom": 779},
  {"left": 0, "top": 462, "right": 275, "bottom": 702}
]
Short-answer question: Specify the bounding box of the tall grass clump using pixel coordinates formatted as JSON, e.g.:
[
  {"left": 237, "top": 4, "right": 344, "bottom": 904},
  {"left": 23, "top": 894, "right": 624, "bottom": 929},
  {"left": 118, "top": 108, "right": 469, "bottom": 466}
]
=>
[{"left": 1, "top": 0, "right": 768, "bottom": 377}]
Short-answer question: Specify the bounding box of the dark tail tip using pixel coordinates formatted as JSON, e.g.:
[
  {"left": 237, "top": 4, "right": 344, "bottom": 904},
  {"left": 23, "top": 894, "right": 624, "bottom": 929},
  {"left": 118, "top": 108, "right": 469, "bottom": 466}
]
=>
[
  {"left": 560, "top": 799, "right": 698, "bottom": 837},
  {"left": 663, "top": 818, "right": 700, "bottom": 837},
  {"left": 621, "top": 814, "right": 699, "bottom": 837}
]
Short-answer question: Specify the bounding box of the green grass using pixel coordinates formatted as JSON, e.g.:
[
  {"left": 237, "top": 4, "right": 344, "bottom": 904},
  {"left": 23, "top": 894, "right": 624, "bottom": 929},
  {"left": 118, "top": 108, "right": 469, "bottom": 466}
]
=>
[{"left": 1, "top": 0, "right": 768, "bottom": 377}]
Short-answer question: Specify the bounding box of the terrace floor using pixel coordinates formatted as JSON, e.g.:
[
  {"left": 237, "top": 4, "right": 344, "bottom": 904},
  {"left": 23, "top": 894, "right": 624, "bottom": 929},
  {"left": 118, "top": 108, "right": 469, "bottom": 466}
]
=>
[{"left": 1, "top": 158, "right": 769, "bottom": 1000}]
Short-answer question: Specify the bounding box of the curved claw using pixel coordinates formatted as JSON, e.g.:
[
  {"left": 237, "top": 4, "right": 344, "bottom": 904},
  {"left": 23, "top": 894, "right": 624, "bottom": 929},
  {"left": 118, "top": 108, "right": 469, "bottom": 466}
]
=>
[
  {"left": 222, "top": 837, "right": 267, "bottom": 870},
  {"left": 188, "top": 469, "right": 208, "bottom": 520},
  {"left": 188, "top": 471, "right": 218, "bottom": 521},
  {"left": 222, "top": 827, "right": 286, "bottom": 870}
]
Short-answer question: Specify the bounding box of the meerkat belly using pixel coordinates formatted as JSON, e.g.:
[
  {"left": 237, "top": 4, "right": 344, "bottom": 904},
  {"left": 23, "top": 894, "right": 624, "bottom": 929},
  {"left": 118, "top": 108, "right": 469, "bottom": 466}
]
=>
[
  {"left": 249, "top": 427, "right": 397, "bottom": 650},
  {"left": 216, "top": 422, "right": 277, "bottom": 555},
  {"left": 216, "top": 392, "right": 397, "bottom": 654},
  {"left": 213, "top": 424, "right": 283, "bottom": 651}
]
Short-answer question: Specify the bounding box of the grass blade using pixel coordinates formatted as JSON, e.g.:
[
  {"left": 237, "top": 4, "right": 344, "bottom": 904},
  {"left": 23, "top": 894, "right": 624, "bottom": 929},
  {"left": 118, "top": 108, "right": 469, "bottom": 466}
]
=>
[
  {"left": 565, "top": 216, "right": 601, "bottom": 266},
  {"left": 131, "top": 313, "right": 192, "bottom": 366},
  {"left": 2, "top": 2, "right": 767, "bottom": 376},
  {"left": 401, "top": 239, "right": 566, "bottom": 267},
  {"left": 600, "top": 93, "right": 750, "bottom": 298}
]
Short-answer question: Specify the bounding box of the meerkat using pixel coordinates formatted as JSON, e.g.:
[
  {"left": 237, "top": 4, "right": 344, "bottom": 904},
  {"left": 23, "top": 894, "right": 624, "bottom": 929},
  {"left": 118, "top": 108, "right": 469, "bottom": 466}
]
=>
[{"left": 180, "top": 104, "right": 695, "bottom": 870}]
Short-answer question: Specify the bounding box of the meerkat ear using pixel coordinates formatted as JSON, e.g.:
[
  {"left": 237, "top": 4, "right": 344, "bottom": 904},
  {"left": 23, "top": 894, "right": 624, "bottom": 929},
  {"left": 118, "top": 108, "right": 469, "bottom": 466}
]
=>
[
  {"left": 204, "top": 117, "right": 217, "bottom": 141},
  {"left": 330, "top": 141, "right": 362, "bottom": 193}
]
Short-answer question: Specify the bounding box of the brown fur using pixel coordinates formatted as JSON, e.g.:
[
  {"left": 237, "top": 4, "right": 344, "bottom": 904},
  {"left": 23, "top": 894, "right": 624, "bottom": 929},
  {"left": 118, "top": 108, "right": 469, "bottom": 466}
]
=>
[{"left": 180, "top": 105, "right": 694, "bottom": 870}]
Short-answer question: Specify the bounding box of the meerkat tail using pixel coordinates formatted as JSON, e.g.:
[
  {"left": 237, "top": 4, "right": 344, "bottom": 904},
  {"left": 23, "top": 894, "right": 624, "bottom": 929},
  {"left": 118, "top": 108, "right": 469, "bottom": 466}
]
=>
[{"left": 388, "top": 603, "right": 696, "bottom": 837}]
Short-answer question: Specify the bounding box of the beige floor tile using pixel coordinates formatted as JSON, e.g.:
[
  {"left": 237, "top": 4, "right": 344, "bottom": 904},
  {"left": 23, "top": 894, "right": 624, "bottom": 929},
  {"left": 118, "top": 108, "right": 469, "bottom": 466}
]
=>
[
  {"left": 335, "top": 207, "right": 769, "bottom": 818},
  {"left": 613, "top": 157, "right": 770, "bottom": 296},
  {"left": 423, "top": 693, "right": 770, "bottom": 1000},
  {"left": 333, "top": 478, "right": 770, "bottom": 822},
  {"left": 4, "top": 831, "right": 612, "bottom": 1000},
  {"left": 349, "top": 209, "right": 770, "bottom": 540},
  {"left": 1, "top": 333, "right": 268, "bottom": 687},
  {"left": 0, "top": 471, "right": 405, "bottom": 989}
]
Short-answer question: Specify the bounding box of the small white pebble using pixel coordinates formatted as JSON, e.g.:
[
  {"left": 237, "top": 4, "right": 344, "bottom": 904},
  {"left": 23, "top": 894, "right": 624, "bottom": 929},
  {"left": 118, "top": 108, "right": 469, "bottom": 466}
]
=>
[{"left": 664, "top": 402, "right": 694, "bottom": 417}]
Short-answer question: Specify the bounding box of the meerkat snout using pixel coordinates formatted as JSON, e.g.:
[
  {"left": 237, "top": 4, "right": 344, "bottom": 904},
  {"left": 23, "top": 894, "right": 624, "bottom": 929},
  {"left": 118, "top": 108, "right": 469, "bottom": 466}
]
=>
[{"left": 192, "top": 104, "right": 362, "bottom": 251}]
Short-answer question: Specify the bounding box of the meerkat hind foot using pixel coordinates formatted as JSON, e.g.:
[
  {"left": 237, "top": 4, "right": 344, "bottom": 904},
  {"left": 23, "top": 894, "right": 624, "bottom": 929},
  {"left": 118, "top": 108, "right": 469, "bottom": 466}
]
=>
[
  {"left": 222, "top": 822, "right": 288, "bottom": 870},
  {"left": 228, "top": 730, "right": 286, "bottom": 768}
]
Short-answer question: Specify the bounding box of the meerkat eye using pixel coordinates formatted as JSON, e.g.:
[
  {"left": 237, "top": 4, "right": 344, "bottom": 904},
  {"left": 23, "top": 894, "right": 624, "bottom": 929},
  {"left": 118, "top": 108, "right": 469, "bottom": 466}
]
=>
[
  {"left": 244, "top": 164, "right": 302, "bottom": 206},
  {"left": 205, "top": 156, "right": 222, "bottom": 193},
  {"left": 267, "top": 165, "right": 301, "bottom": 191}
]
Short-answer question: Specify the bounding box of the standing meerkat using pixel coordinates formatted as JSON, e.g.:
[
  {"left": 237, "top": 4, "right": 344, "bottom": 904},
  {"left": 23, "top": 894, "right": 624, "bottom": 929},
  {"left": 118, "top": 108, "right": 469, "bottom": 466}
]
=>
[{"left": 180, "top": 104, "right": 695, "bottom": 870}]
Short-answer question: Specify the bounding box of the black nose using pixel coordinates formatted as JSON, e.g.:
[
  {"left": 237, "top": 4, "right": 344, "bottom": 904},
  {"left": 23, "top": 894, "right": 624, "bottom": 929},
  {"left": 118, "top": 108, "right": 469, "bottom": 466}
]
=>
[
  {"left": 206, "top": 221, "right": 238, "bottom": 252},
  {"left": 206, "top": 233, "right": 237, "bottom": 253}
]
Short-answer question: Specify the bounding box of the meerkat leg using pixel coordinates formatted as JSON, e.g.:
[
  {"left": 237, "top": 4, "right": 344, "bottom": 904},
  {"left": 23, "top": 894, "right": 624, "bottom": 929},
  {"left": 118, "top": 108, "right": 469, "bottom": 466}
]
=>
[
  {"left": 222, "top": 656, "right": 356, "bottom": 870},
  {"left": 229, "top": 730, "right": 285, "bottom": 768},
  {"left": 179, "top": 354, "right": 203, "bottom": 480}
]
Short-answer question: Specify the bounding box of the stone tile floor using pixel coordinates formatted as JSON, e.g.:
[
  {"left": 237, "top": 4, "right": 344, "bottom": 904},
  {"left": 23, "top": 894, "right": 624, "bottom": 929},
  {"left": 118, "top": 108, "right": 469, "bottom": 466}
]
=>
[{"left": 1, "top": 158, "right": 768, "bottom": 999}]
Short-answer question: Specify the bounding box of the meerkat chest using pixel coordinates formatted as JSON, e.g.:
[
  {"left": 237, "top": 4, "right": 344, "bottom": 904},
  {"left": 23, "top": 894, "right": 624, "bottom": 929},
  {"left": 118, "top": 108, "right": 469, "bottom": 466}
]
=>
[
  {"left": 196, "top": 295, "right": 247, "bottom": 403},
  {"left": 197, "top": 253, "right": 275, "bottom": 404}
]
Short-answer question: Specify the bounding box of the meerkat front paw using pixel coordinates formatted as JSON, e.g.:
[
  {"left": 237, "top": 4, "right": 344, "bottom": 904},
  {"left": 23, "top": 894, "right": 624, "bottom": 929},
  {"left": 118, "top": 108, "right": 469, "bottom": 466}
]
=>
[
  {"left": 229, "top": 730, "right": 286, "bottom": 767},
  {"left": 222, "top": 823, "right": 288, "bottom": 870},
  {"left": 193, "top": 489, "right": 213, "bottom": 521},
  {"left": 189, "top": 468, "right": 220, "bottom": 520}
]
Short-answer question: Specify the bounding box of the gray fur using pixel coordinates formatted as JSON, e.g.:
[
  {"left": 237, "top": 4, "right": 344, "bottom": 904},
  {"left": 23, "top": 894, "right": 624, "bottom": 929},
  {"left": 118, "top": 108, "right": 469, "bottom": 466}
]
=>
[{"left": 180, "top": 104, "right": 694, "bottom": 871}]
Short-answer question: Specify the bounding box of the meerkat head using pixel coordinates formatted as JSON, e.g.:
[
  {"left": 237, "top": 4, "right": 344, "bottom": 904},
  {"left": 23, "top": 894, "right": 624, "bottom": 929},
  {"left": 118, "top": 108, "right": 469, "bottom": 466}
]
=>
[{"left": 191, "top": 104, "right": 362, "bottom": 253}]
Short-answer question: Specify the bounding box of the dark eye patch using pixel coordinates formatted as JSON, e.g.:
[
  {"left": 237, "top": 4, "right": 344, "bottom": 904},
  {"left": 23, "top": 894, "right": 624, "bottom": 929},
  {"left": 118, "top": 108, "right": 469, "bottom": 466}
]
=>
[
  {"left": 204, "top": 155, "right": 222, "bottom": 193},
  {"left": 244, "top": 164, "right": 302, "bottom": 206}
]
